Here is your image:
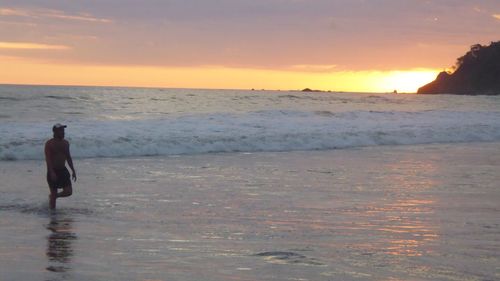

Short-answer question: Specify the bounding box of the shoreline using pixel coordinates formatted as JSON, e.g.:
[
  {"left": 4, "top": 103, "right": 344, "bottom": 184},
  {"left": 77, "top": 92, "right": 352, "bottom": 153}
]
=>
[{"left": 3, "top": 139, "right": 500, "bottom": 162}]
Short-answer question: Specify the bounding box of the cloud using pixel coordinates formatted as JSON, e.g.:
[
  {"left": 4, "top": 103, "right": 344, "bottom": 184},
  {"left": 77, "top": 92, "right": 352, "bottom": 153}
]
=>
[
  {"left": 0, "top": 7, "right": 112, "bottom": 23},
  {"left": 493, "top": 14, "right": 500, "bottom": 20},
  {"left": 289, "top": 64, "right": 338, "bottom": 72},
  {"left": 0, "top": 20, "right": 37, "bottom": 26},
  {"left": 0, "top": 8, "right": 30, "bottom": 16},
  {"left": 0, "top": 42, "right": 70, "bottom": 50},
  {"left": 41, "top": 10, "right": 112, "bottom": 23}
]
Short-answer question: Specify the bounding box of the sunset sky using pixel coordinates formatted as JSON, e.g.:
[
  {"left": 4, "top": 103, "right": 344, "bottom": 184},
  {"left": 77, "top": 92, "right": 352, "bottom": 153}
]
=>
[{"left": 0, "top": 0, "right": 498, "bottom": 92}]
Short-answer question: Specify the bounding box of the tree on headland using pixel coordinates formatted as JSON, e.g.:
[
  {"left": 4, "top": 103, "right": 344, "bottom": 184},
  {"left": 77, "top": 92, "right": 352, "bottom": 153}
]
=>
[{"left": 418, "top": 41, "right": 500, "bottom": 95}]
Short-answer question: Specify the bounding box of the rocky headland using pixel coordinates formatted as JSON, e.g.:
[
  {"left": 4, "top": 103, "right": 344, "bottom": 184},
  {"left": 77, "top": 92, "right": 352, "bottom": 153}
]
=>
[{"left": 418, "top": 41, "right": 500, "bottom": 95}]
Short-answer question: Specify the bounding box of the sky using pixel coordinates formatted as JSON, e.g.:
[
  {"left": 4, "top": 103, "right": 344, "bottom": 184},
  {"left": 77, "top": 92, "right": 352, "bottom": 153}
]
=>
[{"left": 0, "top": 0, "right": 499, "bottom": 92}]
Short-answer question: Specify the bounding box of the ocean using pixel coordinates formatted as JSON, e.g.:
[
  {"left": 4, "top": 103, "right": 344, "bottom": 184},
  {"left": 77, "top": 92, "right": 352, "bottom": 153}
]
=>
[
  {"left": 1, "top": 84, "right": 500, "bottom": 160},
  {"left": 1, "top": 84, "right": 499, "bottom": 281}
]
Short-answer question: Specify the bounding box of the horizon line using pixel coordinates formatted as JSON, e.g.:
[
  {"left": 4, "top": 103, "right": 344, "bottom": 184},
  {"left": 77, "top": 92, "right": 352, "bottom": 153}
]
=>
[{"left": 0, "top": 82, "right": 417, "bottom": 94}]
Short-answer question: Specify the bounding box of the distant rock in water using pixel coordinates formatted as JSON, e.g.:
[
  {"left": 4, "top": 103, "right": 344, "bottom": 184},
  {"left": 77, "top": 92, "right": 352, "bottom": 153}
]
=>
[
  {"left": 418, "top": 41, "right": 500, "bottom": 95},
  {"left": 302, "top": 88, "right": 322, "bottom": 92}
]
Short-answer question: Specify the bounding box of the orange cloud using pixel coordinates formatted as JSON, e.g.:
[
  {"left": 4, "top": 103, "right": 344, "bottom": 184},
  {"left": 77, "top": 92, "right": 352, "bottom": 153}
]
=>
[
  {"left": 289, "top": 64, "right": 338, "bottom": 72},
  {"left": 0, "top": 42, "right": 70, "bottom": 50},
  {"left": 493, "top": 14, "right": 500, "bottom": 20}
]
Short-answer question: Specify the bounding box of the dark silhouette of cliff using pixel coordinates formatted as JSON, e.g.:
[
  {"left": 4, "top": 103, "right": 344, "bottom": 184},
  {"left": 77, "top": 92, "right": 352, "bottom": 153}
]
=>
[{"left": 418, "top": 41, "right": 500, "bottom": 95}]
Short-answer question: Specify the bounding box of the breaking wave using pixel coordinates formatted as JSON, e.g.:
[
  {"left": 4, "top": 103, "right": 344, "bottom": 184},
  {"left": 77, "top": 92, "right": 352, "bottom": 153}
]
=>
[{"left": 1, "top": 110, "right": 500, "bottom": 160}]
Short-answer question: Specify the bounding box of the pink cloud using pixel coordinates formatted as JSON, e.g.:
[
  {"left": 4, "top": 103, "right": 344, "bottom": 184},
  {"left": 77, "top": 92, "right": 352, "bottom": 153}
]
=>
[{"left": 0, "top": 7, "right": 112, "bottom": 23}]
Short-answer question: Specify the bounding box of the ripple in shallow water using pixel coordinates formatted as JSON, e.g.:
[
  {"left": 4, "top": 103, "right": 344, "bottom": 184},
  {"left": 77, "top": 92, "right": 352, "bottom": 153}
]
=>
[
  {"left": 254, "top": 251, "right": 324, "bottom": 266},
  {"left": 0, "top": 202, "right": 96, "bottom": 217}
]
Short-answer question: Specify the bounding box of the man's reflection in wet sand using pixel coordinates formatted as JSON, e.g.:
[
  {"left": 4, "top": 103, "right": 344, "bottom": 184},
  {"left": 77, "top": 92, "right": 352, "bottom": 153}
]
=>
[{"left": 46, "top": 214, "right": 77, "bottom": 273}]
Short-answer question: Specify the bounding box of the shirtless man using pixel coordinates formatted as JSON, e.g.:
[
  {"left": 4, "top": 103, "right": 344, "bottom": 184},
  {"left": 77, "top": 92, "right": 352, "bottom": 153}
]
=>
[{"left": 45, "top": 123, "right": 77, "bottom": 209}]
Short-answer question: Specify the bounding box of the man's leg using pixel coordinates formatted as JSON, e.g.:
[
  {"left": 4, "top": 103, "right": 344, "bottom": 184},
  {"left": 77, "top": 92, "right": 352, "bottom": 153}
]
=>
[
  {"left": 57, "top": 185, "right": 72, "bottom": 198},
  {"left": 49, "top": 187, "right": 57, "bottom": 209}
]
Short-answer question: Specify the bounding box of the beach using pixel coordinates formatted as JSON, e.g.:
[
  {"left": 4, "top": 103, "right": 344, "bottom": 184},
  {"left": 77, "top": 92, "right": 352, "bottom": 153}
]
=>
[
  {"left": 1, "top": 142, "right": 499, "bottom": 281},
  {"left": 2, "top": 1, "right": 500, "bottom": 280}
]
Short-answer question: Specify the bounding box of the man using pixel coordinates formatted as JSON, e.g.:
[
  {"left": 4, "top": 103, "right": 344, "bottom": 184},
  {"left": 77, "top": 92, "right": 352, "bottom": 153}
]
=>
[{"left": 45, "top": 123, "right": 77, "bottom": 210}]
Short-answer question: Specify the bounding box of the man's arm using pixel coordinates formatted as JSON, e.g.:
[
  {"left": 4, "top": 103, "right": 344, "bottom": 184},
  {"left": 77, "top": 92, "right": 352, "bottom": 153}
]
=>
[
  {"left": 45, "top": 141, "right": 57, "bottom": 181},
  {"left": 66, "top": 142, "right": 77, "bottom": 182}
]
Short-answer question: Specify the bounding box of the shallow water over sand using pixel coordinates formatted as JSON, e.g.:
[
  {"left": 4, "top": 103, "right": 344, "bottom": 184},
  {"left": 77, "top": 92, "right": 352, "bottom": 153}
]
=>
[{"left": 1, "top": 143, "right": 499, "bottom": 281}]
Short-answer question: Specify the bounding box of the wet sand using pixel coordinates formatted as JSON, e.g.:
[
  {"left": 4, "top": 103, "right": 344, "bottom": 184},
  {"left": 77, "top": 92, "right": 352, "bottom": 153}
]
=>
[{"left": 1, "top": 143, "right": 499, "bottom": 281}]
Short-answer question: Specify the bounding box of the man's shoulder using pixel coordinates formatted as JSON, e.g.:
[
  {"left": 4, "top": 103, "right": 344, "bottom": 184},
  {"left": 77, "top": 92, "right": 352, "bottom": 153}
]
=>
[{"left": 45, "top": 138, "right": 69, "bottom": 147}]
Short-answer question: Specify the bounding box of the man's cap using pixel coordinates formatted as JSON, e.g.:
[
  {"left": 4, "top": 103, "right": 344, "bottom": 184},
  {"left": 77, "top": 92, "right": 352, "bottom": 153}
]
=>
[{"left": 52, "top": 123, "right": 67, "bottom": 130}]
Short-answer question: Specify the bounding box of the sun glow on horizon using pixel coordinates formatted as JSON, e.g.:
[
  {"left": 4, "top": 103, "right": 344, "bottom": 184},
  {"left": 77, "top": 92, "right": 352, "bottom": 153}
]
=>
[
  {"left": 0, "top": 56, "right": 438, "bottom": 93},
  {"left": 376, "top": 70, "right": 439, "bottom": 93}
]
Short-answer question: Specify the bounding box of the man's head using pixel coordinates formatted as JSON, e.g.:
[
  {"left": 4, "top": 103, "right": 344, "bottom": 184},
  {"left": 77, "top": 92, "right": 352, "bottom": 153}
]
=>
[{"left": 52, "top": 123, "right": 67, "bottom": 139}]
